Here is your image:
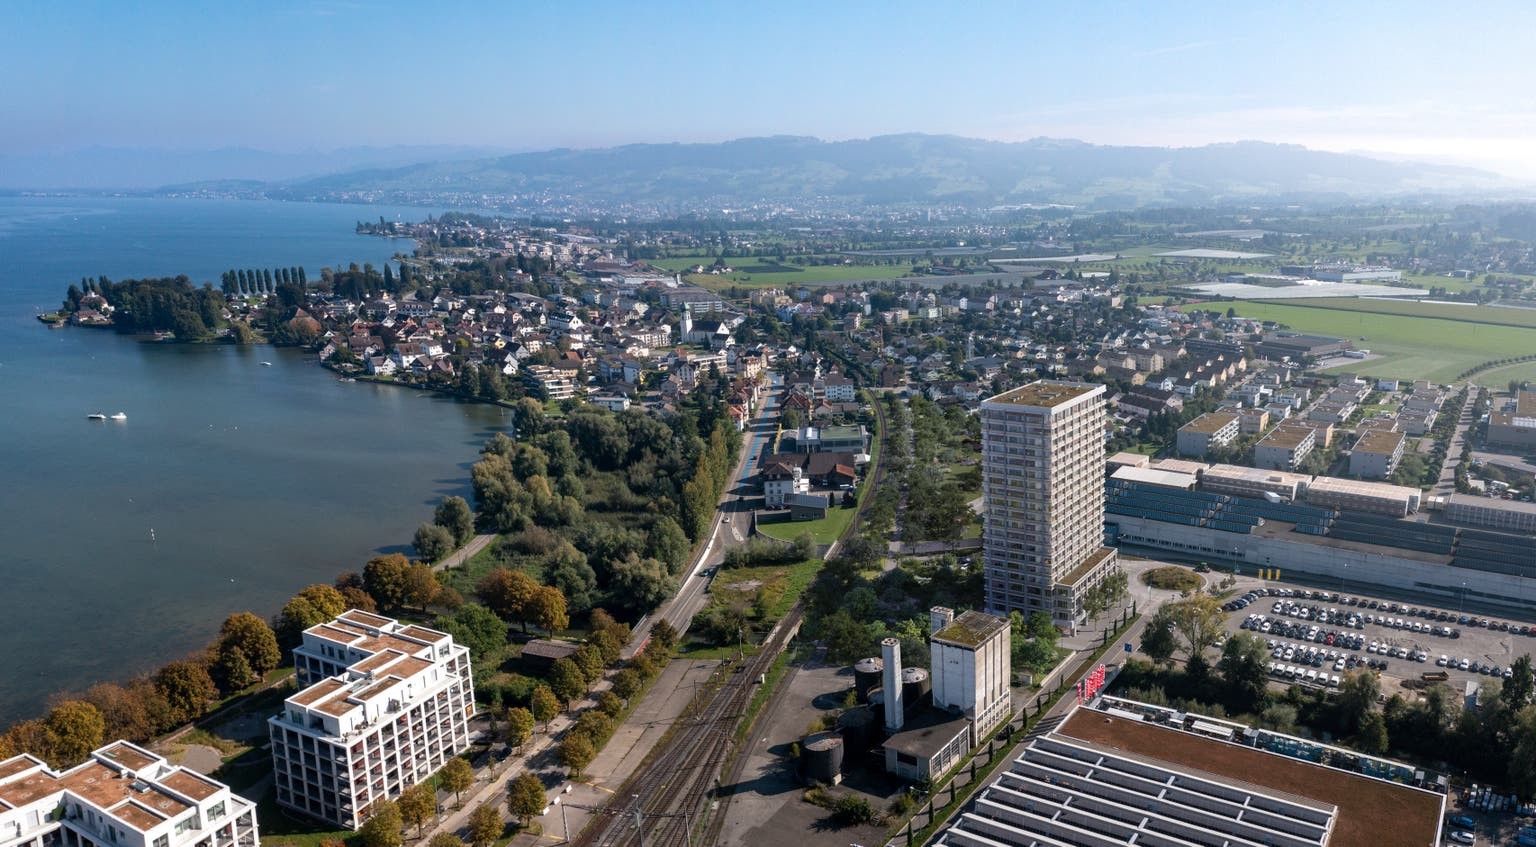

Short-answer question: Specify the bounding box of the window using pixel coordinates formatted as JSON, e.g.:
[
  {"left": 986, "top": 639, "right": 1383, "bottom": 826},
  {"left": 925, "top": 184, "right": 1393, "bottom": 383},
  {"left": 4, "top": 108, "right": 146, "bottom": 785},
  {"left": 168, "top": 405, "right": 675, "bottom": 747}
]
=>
[
  {"left": 208, "top": 802, "right": 225, "bottom": 820},
  {"left": 155, "top": 836, "right": 169, "bottom": 847}
]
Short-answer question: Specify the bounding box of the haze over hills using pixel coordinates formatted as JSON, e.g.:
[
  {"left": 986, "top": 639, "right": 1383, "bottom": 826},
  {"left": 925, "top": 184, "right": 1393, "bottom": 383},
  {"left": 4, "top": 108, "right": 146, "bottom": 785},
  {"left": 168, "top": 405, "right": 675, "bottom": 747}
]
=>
[
  {"left": 3, "top": 134, "right": 1517, "bottom": 209},
  {"left": 272, "top": 134, "right": 1514, "bottom": 209},
  {"left": 0, "top": 144, "right": 516, "bottom": 191}
]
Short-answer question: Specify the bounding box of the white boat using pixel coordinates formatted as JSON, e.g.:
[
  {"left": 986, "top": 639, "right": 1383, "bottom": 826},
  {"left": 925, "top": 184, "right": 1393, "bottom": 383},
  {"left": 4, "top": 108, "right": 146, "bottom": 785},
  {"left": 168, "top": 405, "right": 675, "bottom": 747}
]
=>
[
  {"left": 87, "top": 413, "right": 106, "bottom": 420},
  {"left": 260, "top": 361, "right": 273, "bottom": 366},
  {"left": 110, "top": 412, "right": 126, "bottom": 421}
]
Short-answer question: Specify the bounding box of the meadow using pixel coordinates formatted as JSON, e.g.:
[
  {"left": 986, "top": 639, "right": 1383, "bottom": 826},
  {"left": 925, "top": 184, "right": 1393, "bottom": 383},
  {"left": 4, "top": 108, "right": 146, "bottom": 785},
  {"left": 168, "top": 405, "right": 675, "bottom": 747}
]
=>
[
  {"left": 1222, "top": 299, "right": 1536, "bottom": 382},
  {"left": 645, "top": 255, "right": 918, "bottom": 290}
]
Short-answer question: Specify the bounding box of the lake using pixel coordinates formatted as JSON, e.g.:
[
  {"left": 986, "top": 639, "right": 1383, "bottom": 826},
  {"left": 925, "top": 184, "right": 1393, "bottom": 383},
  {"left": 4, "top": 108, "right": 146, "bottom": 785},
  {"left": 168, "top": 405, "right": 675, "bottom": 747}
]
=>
[{"left": 0, "top": 196, "right": 509, "bottom": 723}]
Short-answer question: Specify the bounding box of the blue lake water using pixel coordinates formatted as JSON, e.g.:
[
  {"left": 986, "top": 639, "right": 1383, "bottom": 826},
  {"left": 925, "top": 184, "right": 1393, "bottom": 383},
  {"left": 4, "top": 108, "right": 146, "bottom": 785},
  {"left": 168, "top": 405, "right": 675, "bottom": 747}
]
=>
[{"left": 0, "top": 196, "right": 509, "bottom": 723}]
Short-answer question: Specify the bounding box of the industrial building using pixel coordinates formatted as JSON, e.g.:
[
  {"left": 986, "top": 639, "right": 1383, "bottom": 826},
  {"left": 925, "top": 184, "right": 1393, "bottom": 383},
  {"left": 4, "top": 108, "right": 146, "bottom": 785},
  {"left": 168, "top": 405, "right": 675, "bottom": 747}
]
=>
[
  {"left": 1487, "top": 390, "right": 1536, "bottom": 450},
  {"left": 1257, "top": 332, "right": 1353, "bottom": 361},
  {"left": 981, "top": 381, "right": 1120, "bottom": 632},
  {"left": 0, "top": 742, "right": 259, "bottom": 847},
  {"left": 928, "top": 608, "right": 1011, "bottom": 745},
  {"left": 934, "top": 697, "right": 1444, "bottom": 847},
  {"left": 1444, "top": 493, "right": 1536, "bottom": 534},
  {"left": 1174, "top": 411, "right": 1240, "bottom": 458},
  {"left": 269, "top": 611, "right": 474, "bottom": 829},
  {"left": 1349, "top": 429, "right": 1406, "bottom": 479}
]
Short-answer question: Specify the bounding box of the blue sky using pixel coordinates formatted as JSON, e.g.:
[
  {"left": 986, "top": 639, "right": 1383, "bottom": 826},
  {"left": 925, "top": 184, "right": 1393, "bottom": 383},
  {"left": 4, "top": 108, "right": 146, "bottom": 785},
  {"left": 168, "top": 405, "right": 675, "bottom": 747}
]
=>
[{"left": 5, "top": 0, "right": 1536, "bottom": 175}]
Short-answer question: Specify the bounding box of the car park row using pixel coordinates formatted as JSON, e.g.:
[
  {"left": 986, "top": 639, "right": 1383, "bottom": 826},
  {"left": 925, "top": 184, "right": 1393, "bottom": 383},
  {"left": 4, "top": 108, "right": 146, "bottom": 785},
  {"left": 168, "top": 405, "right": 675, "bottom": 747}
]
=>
[{"left": 1222, "top": 586, "right": 1536, "bottom": 638}]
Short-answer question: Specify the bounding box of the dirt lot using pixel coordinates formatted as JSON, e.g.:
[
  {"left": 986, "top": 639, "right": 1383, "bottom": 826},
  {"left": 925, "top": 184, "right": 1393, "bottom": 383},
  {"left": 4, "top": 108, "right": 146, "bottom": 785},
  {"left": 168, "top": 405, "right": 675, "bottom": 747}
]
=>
[{"left": 1060, "top": 710, "right": 1444, "bottom": 847}]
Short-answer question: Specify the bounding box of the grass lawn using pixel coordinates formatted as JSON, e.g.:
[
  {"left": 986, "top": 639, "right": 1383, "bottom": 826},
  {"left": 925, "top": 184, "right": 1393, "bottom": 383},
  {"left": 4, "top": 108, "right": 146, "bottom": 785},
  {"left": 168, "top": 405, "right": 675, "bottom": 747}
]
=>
[
  {"left": 757, "top": 504, "right": 856, "bottom": 544},
  {"left": 653, "top": 255, "right": 919, "bottom": 291},
  {"left": 1220, "top": 300, "right": 1536, "bottom": 382},
  {"left": 1258, "top": 296, "right": 1536, "bottom": 329}
]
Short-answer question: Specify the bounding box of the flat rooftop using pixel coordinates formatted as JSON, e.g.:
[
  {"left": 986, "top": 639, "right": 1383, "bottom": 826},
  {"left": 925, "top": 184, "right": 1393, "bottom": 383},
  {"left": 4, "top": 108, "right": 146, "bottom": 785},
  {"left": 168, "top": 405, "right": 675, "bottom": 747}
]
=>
[
  {"left": 985, "top": 380, "right": 1100, "bottom": 409},
  {"left": 1306, "top": 475, "right": 1418, "bottom": 502},
  {"left": 1179, "top": 411, "right": 1240, "bottom": 435},
  {"left": 1057, "top": 709, "right": 1442, "bottom": 847},
  {"left": 883, "top": 710, "right": 972, "bottom": 759},
  {"left": 1354, "top": 428, "right": 1406, "bottom": 454},
  {"left": 933, "top": 610, "right": 1008, "bottom": 648},
  {"left": 1201, "top": 463, "right": 1311, "bottom": 488},
  {"left": 1259, "top": 425, "right": 1314, "bottom": 449},
  {"left": 1446, "top": 492, "right": 1536, "bottom": 516}
]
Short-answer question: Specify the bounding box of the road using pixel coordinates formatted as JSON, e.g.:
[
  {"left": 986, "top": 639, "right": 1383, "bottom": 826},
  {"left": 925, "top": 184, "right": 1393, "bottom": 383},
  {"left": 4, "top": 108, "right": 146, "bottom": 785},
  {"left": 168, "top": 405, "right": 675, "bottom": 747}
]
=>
[
  {"left": 622, "top": 372, "right": 781, "bottom": 659},
  {"left": 432, "top": 533, "right": 497, "bottom": 573},
  {"left": 1430, "top": 386, "right": 1479, "bottom": 500}
]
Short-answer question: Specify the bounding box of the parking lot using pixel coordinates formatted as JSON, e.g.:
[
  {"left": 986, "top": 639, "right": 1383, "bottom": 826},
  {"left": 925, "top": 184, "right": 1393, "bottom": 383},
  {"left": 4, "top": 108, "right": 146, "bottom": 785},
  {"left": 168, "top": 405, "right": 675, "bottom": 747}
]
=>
[{"left": 1221, "top": 585, "right": 1536, "bottom": 694}]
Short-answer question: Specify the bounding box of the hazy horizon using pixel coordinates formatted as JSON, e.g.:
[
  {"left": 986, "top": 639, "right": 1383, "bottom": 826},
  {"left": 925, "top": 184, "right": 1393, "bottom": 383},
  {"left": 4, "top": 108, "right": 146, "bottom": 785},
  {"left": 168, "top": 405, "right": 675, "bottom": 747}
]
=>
[{"left": 6, "top": 0, "right": 1536, "bottom": 182}]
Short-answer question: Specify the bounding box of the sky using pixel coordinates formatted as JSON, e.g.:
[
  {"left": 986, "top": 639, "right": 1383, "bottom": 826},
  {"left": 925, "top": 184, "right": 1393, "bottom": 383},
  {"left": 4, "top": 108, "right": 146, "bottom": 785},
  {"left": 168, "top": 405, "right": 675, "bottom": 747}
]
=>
[{"left": 5, "top": 0, "right": 1536, "bottom": 177}]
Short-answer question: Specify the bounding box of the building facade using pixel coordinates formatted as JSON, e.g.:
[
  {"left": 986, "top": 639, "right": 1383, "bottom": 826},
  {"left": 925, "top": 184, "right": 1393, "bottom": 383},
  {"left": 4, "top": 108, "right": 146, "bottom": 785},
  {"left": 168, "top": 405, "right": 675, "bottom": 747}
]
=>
[
  {"left": 1349, "top": 429, "right": 1406, "bottom": 479},
  {"left": 928, "top": 608, "right": 1011, "bottom": 744},
  {"left": 1254, "top": 424, "right": 1316, "bottom": 471},
  {"left": 981, "top": 380, "right": 1119, "bottom": 632},
  {"left": 1175, "top": 412, "right": 1241, "bottom": 458},
  {"left": 269, "top": 611, "right": 474, "bottom": 830},
  {"left": 0, "top": 741, "right": 258, "bottom": 847}
]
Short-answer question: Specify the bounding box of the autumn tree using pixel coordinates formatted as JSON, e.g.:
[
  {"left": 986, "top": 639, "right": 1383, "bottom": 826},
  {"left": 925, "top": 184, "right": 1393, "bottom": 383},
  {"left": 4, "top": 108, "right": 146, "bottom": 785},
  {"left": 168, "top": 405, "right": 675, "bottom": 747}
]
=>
[
  {"left": 364, "top": 553, "right": 412, "bottom": 609},
  {"left": 414, "top": 524, "right": 456, "bottom": 563},
  {"left": 154, "top": 661, "right": 217, "bottom": 725},
  {"left": 402, "top": 561, "right": 442, "bottom": 612},
  {"left": 466, "top": 805, "right": 504, "bottom": 847},
  {"left": 610, "top": 669, "right": 642, "bottom": 700},
  {"left": 217, "top": 612, "right": 281, "bottom": 678},
  {"left": 43, "top": 701, "right": 105, "bottom": 766},
  {"left": 526, "top": 586, "right": 569, "bottom": 634},
  {"left": 440, "top": 757, "right": 474, "bottom": 808},
  {"left": 559, "top": 732, "right": 596, "bottom": 778},
  {"left": 506, "top": 774, "right": 546, "bottom": 826},
  {"left": 650, "top": 619, "right": 679, "bottom": 651},
  {"left": 530, "top": 685, "right": 560, "bottom": 729},
  {"left": 398, "top": 783, "right": 436, "bottom": 837},
  {"left": 504, "top": 707, "right": 534, "bottom": 750},
  {"left": 428, "top": 835, "right": 465, "bottom": 847},
  {"left": 475, "top": 568, "right": 539, "bottom": 626},
  {"left": 358, "top": 799, "right": 403, "bottom": 847},
  {"left": 276, "top": 584, "right": 348, "bottom": 647},
  {"left": 572, "top": 644, "right": 605, "bottom": 684}
]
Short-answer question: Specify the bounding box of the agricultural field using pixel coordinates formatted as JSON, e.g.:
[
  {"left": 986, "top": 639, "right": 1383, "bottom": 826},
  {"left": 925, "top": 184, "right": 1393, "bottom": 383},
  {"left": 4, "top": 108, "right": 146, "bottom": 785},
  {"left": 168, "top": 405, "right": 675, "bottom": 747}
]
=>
[
  {"left": 1222, "top": 300, "right": 1536, "bottom": 382},
  {"left": 1255, "top": 297, "right": 1536, "bottom": 329},
  {"left": 645, "top": 254, "right": 918, "bottom": 291}
]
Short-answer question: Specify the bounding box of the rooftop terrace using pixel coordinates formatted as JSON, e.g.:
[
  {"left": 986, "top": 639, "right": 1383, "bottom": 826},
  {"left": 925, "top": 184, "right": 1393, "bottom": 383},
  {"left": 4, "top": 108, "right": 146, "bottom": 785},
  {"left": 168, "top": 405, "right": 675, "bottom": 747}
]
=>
[{"left": 985, "top": 380, "right": 1100, "bottom": 409}]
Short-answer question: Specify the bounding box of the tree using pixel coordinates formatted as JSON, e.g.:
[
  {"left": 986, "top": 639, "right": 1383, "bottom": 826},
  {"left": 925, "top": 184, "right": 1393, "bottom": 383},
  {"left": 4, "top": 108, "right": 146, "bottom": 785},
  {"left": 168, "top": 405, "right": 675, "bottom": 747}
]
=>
[
  {"left": 1164, "top": 594, "right": 1228, "bottom": 667},
  {"left": 466, "top": 804, "right": 504, "bottom": 847},
  {"left": 364, "top": 553, "right": 412, "bottom": 609},
  {"left": 530, "top": 685, "right": 559, "bottom": 729},
  {"left": 209, "top": 644, "right": 256, "bottom": 694},
  {"left": 154, "top": 661, "right": 216, "bottom": 724},
  {"left": 476, "top": 568, "right": 539, "bottom": 626},
  {"left": 43, "top": 701, "right": 105, "bottom": 767},
  {"left": 398, "top": 783, "right": 436, "bottom": 837},
  {"left": 358, "top": 800, "right": 403, "bottom": 847},
  {"left": 414, "top": 524, "right": 456, "bottom": 563},
  {"left": 598, "top": 690, "right": 624, "bottom": 718},
  {"left": 559, "top": 733, "right": 597, "bottom": 778},
  {"left": 650, "top": 619, "right": 679, "bottom": 651},
  {"left": 401, "top": 561, "right": 442, "bottom": 611},
  {"left": 1504, "top": 655, "right": 1535, "bottom": 712},
  {"left": 608, "top": 554, "right": 676, "bottom": 613},
  {"left": 1509, "top": 707, "right": 1536, "bottom": 800},
  {"left": 504, "top": 707, "right": 535, "bottom": 750},
  {"left": 507, "top": 773, "right": 546, "bottom": 825},
  {"left": 1337, "top": 669, "right": 1381, "bottom": 734},
  {"left": 216, "top": 612, "right": 281, "bottom": 679},
  {"left": 440, "top": 757, "right": 474, "bottom": 808},
  {"left": 611, "top": 669, "right": 642, "bottom": 700},
  {"left": 550, "top": 658, "right": 587, "bottom": 706},
  {"left": 434, "top": 604, "right": 508, "bottom": 661},
  {"left": 1218, "top": 633, "right": 1269, "bottom": 711},
  {"left": 275, "top": 584, "right": 348, "bottom": 647},
  {"left": 1140, "top": 607, "right": 1178, "bottom": 667},
  {"left": 526, "top": 586, "right": 570, "bottom": 634},
  {"left": 435, "top": 496, "right": 476, "bottom": 545},
  {"left": 831, "top": 795, "right": 877, "bottom": 825},
  {"left": 1358, "top": 711, "right": 1390, "bottom": 754},
  {"left": 646, "top": 517, "right": 691, "bottom": 576},
  {"left": 429, "top": 835, "right": 465, "bottom": 847},
  {"left": 573, "top": 644, "right": 606, "bottom": 684}
]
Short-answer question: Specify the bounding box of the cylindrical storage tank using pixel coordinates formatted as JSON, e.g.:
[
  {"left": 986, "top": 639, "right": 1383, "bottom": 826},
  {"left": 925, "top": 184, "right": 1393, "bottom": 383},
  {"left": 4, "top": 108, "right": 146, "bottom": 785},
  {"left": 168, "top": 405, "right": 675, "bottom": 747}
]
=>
[
  {"left": 853, "top": 657, "right": 883, "bottom": 704},
  {"left": 837, "top": 705, "right": 878, "bottom": 751},
  {"left": 901, "top": 667, "right": 931, "bottom": 712},
  {"left": 802, "top": 732, "right": 844, "bottom": 785}
]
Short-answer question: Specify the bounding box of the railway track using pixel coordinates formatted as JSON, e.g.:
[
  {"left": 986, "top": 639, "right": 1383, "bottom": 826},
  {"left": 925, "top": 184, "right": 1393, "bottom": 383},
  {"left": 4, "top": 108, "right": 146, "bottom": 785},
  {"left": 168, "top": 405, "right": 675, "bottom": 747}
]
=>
[{"left": 574, "top": 606, "right": 803, "bottom": 847}]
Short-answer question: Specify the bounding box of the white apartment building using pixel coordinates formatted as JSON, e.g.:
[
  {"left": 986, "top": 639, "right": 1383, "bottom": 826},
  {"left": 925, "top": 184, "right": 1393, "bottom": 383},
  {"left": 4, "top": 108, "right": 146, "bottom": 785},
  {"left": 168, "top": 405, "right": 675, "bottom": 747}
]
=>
[
  {"left": 1254, "top": 424, "right": 1316, "bottom": 471},
  {"left": 761, "top": 461, "right": 809, "bottom": 508},
  {"left": 1175, "top": 411, "right": 1241, "bottom": 458},
  {"left": 0, "top": 741, "right": 258, "bottom": 847},
  {"left": 269, "top": 611, "right": 474, "bottom": 830},
  {"left": 981, "top": 380, "right": 1120, "bottom": 632},
  {"left": 1349, "top": 429, "right": 1406, "bottom": 479},
  {"left": 928, "top": 607, "right": 1011, "bottom": 743}
]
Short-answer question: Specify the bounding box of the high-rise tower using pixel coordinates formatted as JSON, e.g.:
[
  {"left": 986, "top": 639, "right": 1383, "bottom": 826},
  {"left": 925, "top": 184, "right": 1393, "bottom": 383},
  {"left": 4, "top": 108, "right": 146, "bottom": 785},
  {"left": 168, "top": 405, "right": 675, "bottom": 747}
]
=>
[{"left": 980, "top": 380, "right": 1119, "bottom": 632}]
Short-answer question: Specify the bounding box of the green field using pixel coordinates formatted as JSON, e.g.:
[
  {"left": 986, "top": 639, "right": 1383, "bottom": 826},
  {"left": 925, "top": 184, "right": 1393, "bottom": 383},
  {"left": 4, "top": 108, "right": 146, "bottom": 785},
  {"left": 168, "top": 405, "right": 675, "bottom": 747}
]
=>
[
  {"left": 1264, "top": 297, "right": 1536, "bottom": 329},
  {"left": 757, "top": 503, "right": 857, "bottom": 544},
  {"left": 646, "top": 255, "right": 917, "bottom": 291},
  {"left": 1224, "top": 300, "right": 1536, "bottom": 382}
]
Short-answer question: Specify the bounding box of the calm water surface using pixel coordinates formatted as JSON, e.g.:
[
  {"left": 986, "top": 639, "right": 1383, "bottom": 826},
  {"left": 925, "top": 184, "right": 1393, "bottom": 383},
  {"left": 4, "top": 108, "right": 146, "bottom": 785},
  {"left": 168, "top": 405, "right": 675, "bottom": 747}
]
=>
[{"left": 0, "top": 196, "right": 508, "bottom": 723}]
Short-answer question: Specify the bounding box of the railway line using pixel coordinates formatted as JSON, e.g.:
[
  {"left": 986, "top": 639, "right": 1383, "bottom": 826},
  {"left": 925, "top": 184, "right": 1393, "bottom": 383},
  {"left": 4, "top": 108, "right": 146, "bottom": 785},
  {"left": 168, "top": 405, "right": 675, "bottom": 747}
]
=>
[{"left": 573, "top": 606, "right": 803, "bottom": 847}]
